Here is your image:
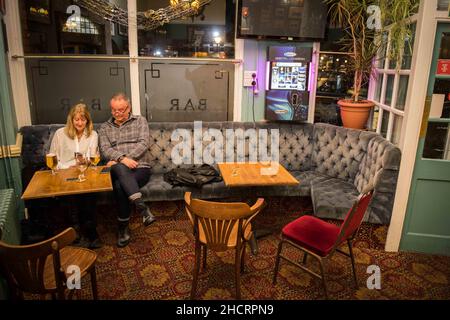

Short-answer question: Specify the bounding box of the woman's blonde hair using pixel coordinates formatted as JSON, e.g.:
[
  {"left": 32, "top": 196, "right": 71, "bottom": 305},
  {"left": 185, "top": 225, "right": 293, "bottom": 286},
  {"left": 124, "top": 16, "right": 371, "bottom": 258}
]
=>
[{"left": 65, "top": 103, "right": 94, "bottom": 139}]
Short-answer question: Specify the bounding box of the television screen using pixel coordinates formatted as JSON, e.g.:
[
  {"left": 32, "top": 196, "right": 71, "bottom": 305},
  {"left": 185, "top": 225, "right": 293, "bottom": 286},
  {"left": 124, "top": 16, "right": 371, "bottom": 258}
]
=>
[
  {"left": 237, "top": 0, "right": 327, "bottom": 40},
  {"left": 270, "top": 62, "right": 308, "bottom": 91}
]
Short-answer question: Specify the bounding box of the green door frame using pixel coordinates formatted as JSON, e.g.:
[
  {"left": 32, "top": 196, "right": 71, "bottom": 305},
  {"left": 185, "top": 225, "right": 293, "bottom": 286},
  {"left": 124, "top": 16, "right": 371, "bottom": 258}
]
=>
[{"left": 400, "top": 23, "right": 450, "bottom": 256}]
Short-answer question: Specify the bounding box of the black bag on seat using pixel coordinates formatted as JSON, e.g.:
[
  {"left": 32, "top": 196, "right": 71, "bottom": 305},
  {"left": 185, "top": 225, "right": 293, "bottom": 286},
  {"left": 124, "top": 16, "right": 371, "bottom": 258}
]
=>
[{"left": 163, "top": 164, "right": 222, "bottom": 188}]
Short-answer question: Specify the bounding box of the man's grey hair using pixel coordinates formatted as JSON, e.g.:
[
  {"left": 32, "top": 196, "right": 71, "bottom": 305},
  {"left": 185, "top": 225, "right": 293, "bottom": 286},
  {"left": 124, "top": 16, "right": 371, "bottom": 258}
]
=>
[{"left": 111, "top": 92, "right": 131, "bottom": 106}]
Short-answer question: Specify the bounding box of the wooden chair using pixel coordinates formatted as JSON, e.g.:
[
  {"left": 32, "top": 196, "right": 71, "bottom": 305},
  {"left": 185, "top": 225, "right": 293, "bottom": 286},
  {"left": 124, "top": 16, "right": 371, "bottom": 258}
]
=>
[
  {"left": 273, "top": 188, "right": 373, "bottom": 299},
  {"left": 0, "top": 227, "right": 98, "bottom": 300},
  {"left": 184, "top": 192, "right": 266, "bottom": 300}
]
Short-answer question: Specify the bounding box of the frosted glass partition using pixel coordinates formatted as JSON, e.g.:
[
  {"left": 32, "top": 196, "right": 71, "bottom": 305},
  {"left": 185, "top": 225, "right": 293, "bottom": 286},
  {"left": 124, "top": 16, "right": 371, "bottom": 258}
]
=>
[
  {"left": 26, "top": 58, "right": 131, "bottom": 124},
  {"left": 139, "top": 59, "right": 234, "bottom": 122}
]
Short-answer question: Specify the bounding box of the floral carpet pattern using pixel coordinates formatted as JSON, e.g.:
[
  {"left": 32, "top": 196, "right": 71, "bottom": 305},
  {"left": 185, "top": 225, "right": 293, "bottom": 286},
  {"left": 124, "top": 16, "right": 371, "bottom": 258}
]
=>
[{"left": 71, "top": 197, "right": 449, "bottom": 300}]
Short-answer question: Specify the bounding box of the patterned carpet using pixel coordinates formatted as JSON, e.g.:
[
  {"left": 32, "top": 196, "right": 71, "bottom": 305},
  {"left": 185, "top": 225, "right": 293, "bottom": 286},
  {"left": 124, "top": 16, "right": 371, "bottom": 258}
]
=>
[{"left": 63, "top": 197, "right": 450, "bottom": 300}]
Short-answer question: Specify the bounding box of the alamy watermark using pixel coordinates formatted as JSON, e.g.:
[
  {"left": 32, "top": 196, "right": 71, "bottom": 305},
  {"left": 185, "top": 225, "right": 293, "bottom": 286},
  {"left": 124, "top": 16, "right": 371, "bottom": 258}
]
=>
[
  {"left": 170, "top": 121, "right": 280, "bottom": 175},
  {"left": 66, "top": 265, "right": 81, "bottom": 290},
  {"left": 366, "top": 265, "right": 381, "bottom": 289}
]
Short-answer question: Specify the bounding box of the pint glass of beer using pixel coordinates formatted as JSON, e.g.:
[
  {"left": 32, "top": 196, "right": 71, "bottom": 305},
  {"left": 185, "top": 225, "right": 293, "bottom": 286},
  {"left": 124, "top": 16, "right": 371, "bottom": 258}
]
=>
[{"left": 46, "top": 153, "right": 58, "bottom": 175}]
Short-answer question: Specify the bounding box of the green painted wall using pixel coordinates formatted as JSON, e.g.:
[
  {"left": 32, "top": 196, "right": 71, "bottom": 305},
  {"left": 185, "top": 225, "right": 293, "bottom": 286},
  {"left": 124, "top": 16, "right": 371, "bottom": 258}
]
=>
[
  {"left": 0, "top": 15, "right": 24, "bottom": 300},
  {"left": 0, "top": 17, "right": 23, "bottom": 206},
  {"left": 240, "top": 39, "right": 314, "bottom": 121}
]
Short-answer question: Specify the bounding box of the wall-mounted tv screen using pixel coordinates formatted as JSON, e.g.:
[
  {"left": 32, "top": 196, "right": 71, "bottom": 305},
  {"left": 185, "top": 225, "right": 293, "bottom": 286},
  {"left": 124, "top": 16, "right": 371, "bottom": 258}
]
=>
[
  {"left": 237, "top": 0, "right": 328, "bottom": 40},
  {"left": 270, "top": 62, "right": 308, "bottom": 91}
]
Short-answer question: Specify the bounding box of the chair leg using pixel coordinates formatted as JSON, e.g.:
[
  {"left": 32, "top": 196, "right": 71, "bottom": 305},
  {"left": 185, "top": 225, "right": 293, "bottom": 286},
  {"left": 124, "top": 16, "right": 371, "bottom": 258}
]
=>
[
  {"left": 202, "top": 245, "right": 207, "bottom": 271},
  {"left": 240, "top": 245, "right": 246, "bottom": 273},
  {"left": 234, "top": 246, "right": 241, "bottom": 300},
  {"left": 318, "top": 258, "right": 329, "bottom": 299},
  {"left": 174, "top": 203, "right": 185, "bottom": 220},
  {"left": 190, "top": 242, "right": 201, "bottom": 299},
  {"left": 68, "top": 289, "right": 75, "bottom": 300},
  {"left": 302, "top": 252, "right": 308, "bottom": 264},
  {"left": 272, "top": 239, "right": 284, "bottom": 285},
  {"left": 347, "top": 240, "right": 358, "bottom": 288},
  {"left": 90, "top": 266, "right": 98, "bottom": 300}
]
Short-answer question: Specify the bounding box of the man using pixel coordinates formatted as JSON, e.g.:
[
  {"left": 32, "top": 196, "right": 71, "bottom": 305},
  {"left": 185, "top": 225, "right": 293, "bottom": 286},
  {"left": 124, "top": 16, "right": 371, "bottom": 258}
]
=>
[{"left": 99, "top": 93, "right": 156, "bottom": 247}]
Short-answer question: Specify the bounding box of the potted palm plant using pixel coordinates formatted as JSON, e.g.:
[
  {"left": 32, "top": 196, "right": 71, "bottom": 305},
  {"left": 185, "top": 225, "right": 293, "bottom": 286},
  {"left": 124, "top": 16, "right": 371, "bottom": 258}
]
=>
[{"left": 324, "top": 0, "right": 419, "bottom": 129}]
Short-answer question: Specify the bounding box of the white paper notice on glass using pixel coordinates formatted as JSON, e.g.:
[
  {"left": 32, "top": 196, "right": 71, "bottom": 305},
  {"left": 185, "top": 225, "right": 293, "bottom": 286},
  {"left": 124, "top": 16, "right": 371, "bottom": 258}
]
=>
[{"left": 429, "top": 94, "right": 445, "bottom": 118}]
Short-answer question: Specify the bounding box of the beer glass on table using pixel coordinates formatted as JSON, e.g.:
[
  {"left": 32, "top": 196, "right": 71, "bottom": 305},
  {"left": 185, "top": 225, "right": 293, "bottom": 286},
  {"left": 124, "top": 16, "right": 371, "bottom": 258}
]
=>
[
  {"left": 89, "top": 147, "right": 101, "bottom": 171},
  {"left": 46, "top": 153, "right": 58, "bottom": 175},
  {"left": 75, "top": 152, "right": 89, "bottom": 182}
]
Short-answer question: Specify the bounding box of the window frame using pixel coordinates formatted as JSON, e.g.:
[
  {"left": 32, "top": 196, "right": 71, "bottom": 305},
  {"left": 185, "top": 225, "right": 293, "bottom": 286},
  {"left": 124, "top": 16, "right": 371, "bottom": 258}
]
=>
[{"left": 369, "top": 15, "right": 419, "bottom": 149}]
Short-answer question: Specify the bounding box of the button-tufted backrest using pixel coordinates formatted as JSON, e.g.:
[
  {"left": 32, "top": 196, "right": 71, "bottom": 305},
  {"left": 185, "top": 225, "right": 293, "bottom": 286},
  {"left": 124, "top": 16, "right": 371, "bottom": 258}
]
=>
[
  {"left": 257, "top": 122, "right": 313, "bottom": 171},
  {"left": 20, "top": 124, "right": 64, "bottom": 167},
  {"left": 20, "top": 124, "right": 103, "bottom": 168},
  {"left": 20, "top": 122, "right": 398, "bottom": 190},
  {"left": 148, "top": 121, "right": 314, "bottom": 174},
  {"left": 354, "top": 135, "right": 401, "bottom": 193},
  {"left": 311, "top": 123, "right": 377, "bottom": 183}
]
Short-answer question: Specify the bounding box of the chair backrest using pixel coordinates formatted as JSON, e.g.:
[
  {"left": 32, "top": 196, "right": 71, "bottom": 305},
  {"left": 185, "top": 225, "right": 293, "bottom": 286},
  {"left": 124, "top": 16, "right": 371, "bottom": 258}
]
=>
[
  {"left": 184, "top": 192, "right": 261, "bottom": 251},
  {"left": 0, "top": 228, "right": 76, "bottom": 297},
  {"left": 331, "top": 190, "right": 373, "bottom": 251}
]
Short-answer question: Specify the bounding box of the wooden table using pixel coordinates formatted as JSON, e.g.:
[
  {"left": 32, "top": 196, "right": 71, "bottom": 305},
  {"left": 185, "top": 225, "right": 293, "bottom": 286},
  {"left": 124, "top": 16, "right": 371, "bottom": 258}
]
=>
[
  {"left": 218, "top": 162, "right": 299, "bottom": 254},
  {"left": 22, "top": 167, "right": 113, "bottom": 200},
  {"left": 218, "top": 162, "right": 299, "bottom": 187}
]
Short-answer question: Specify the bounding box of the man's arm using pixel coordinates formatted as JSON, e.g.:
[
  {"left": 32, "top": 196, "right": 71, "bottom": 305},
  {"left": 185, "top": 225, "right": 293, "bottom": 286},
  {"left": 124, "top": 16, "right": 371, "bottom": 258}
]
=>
[
  {"left": 98, "top": 124, "right": 124, "bottom": 162},
  {"left": 127, "top": 117, "right": 150, "bottom": 160}
]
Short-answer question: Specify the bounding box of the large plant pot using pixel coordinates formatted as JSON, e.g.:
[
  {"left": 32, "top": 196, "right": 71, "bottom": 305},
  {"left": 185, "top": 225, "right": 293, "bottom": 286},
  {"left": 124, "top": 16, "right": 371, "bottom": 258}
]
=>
[{"left": 338, "top": 99, "right": 375, "bottom": 129}]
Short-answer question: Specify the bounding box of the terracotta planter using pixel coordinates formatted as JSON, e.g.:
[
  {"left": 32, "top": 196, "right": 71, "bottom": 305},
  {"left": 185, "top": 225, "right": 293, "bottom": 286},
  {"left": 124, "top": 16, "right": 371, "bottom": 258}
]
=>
[{"left": 337, "top": 99, "right": 375, "bottom": 129}]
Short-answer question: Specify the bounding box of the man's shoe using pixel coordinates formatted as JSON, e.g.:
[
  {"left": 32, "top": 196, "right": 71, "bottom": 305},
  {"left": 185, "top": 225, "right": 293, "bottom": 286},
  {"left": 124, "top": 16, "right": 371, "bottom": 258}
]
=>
[
  {"left": 117, "top": 223, "right": 130, "bottom": 248},
  {"left": 134, "top": 198, "right": 156, "bottom": 226},
  {"left": 142, "top": 208, "right": 156, "bottom": 227}
]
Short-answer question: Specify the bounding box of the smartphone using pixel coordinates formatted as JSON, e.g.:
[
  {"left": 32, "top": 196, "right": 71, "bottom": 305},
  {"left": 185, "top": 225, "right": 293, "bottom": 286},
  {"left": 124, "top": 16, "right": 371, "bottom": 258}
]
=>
[{"left": 100, "top": 167, "right": 111, "bottom": 174}]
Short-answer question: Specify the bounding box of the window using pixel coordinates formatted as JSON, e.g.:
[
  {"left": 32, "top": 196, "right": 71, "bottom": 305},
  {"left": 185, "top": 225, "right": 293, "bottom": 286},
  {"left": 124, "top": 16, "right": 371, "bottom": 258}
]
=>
[
  {"left": 62, "top": 16, "right": 99, "bottom": 35},
  {"left": 437, "top": 0, "right": 450, "bottom": 10},
  {"left": 17, "top": 0, "right": 235, "bottom": 124},
  {"left": 370, "top": 22, "right": 417, "bottom": 148},
  {"left": 315, "top": 52, "right": 354, "bottom": 125},
  {"left": 20, "top": 0, "right": 128, "bottom": 55},
  {"left": 137, "top": 0, "right": 235, "bottom": 59},
  {"left": 314, "top": 27, "right": 368, "bottom": 125}
]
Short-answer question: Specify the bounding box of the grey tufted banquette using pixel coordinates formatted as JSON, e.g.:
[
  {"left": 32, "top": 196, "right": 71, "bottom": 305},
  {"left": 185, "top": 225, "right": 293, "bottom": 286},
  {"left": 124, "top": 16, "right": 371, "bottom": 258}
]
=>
[{"left": 20, "top": 122, "right": 401, "bottom": 224}]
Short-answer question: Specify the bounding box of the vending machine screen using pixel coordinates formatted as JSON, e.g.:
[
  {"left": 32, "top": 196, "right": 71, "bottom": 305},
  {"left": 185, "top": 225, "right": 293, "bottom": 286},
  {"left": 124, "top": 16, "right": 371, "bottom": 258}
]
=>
[{"left": 270, "top": 62, "right": 308, "bottom": 91}]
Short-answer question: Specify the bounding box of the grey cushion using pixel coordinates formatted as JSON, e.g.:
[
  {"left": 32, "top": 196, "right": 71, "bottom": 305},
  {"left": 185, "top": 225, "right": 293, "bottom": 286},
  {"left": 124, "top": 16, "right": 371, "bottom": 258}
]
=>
[
  {"left": 140, "top": 173, "right": 256, "bottom": 202},
  {"left": 310, "top": 177, "right": 360, "bottom": 221},
  {"left": 141, "top": 170, "right": 329, "bottom": 201}
]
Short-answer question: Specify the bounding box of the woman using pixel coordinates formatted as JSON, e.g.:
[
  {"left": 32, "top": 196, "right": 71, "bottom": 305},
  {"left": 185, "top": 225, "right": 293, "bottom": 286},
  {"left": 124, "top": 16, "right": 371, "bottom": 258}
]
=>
[
  {"left": 49, "top": 103, "right": 102, "bottom": 248},
  {"left": 50, "top": 104, "right": 98, "bottom": 169}
]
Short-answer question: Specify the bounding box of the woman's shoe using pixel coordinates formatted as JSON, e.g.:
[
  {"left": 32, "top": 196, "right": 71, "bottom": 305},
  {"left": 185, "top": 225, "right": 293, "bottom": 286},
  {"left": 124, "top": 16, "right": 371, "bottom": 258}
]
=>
[{"left": 89, "top": 238, "right": 104, "bottom": 249}]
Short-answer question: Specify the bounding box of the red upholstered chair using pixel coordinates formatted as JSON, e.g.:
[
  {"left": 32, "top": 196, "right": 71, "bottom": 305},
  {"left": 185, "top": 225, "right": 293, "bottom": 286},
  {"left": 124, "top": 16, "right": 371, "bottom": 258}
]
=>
[{"left": 273, "top": 188, "right": 373, "bottom": 299}]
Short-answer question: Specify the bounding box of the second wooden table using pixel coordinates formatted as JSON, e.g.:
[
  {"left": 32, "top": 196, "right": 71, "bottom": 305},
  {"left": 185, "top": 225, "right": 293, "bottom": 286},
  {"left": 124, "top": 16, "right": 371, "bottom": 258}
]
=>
[{"left": 218, "top": 162, "right": 299, "bottom": 187}]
